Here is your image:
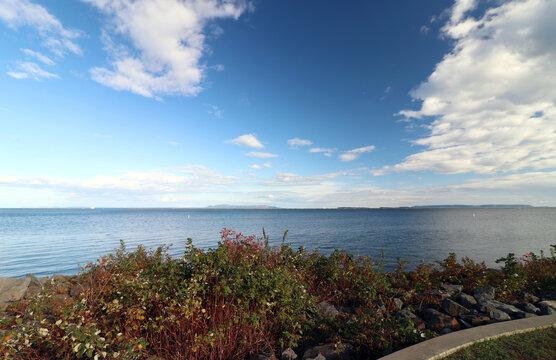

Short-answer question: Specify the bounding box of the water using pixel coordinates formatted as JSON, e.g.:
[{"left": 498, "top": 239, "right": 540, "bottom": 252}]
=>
[{"left": 0, "top": 208, "right": 555, "bottom": 278}]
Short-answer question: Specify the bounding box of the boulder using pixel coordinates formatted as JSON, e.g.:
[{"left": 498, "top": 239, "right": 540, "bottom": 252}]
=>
[
  {"left": 473, "top": 286, "right": 495, "bottom": 302},
  {"left": 281, "top": 348, "right": 298, "bottom": 360},
  {"left": 317, "top": 301, "right": 339, "bottom": 318},
  {"left": 423, "top": 309, "right": 459, "bottom": 332},
  {"left": 392, "top": 298, "right": 404, "bottom": 311},
  {"left": 250, "top": 345, "right": 277, "bottom": 360},
  {"left": 516, "top": 302, "right": 541, "bottom": 315},
  {"left": 440, "top": 284, "right": 463, "bottom": 296},
  {"left": 538, "top": 301, "right": 556, "bottom": 315},
  {"left": 457, "top": 318, "right": 473, "bottom": 329},
  {"left": 70, "top": 284, "right": 86, "bottom": 298},
  {"left": 489, "top": 309, "right": 511, "bottom": 322},
  {"left": 0, "top": 274, "right": 42, "bottom": 310},
  {"left": 538, "top": 300, "right": 556, "bottom": 310},
  {"left": 459, "top": 314, "right": 491, "bottom": 326},
  {"left": 519, "top": 292, "right": 540, "bottom": 304},
  {"left": 477, "top": 299, "right": 525, "bottom": 318},
  {"left": 439, "top": 328, "right": 453, "bottom": 335},
  {"left": 442, "top": 299, "right": 470, "bottom": 317},
  {"left": 396, "top": 310, "right": 426, "bottom": 331},
  {"left": 302, "top": 343, "right": 353, "bottom": 360},
  {"left": 454, "top": 293, "right": 477, "bottom": 309},
  {"left": 427, "top": 289, "right": 450, "bottom": 302}
]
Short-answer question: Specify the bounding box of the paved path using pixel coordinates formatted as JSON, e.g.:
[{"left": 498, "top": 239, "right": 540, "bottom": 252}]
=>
[{"left": 379, "top": 314, "right": 556, "bottom": 360}]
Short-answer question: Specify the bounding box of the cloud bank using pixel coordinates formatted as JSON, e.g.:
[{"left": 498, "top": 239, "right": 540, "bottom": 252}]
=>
[
  {"left": 84, "top": 0, "right": 249, "bottom": 98},
  {"left": 380, "top": 0, "right": 556, "bottom": 175}
]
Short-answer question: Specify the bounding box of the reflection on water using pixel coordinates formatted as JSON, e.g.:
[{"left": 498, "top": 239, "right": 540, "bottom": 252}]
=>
[{"left": 0, "top": 208, "right": 554, "bottom": 277}]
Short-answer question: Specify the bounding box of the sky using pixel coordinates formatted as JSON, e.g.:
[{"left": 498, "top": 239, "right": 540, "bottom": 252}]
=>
[{"left": 0, "top": 0, "right": 555, "bottom": 208}]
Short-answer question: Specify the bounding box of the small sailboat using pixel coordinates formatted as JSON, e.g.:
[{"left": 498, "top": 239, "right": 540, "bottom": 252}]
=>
[
  {"left": 187, "top": 214, "right": 191, "bottom": 220},
  {"left": 90, "top": 206, "right": 95, "bottom": 210}
]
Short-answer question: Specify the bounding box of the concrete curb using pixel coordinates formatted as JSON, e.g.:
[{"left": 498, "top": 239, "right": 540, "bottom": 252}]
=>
[{"left": 378, "top": 314, "right": 556, "bottom": 360}]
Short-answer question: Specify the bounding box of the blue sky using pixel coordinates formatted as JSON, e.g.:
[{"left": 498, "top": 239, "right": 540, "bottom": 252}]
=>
[{"left": 0, "top": 0, "right": 555, "bottom": 208}]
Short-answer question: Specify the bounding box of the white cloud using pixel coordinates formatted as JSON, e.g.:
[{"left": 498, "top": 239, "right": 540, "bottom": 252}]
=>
[
  {"left": 246, "top": 152, "right": 278, "bottom": 159},
  {"left": 339, "top": 145, "right": 375, "bottom": 162},
  {"left": 84, "top": 0, "right": 248, "bottom": 98},
  {"left": 21, "top": 48, "right": 55, "bottom": 65},
  {"left": 262, "top": 162, "right": 272, "bottom": 168},
  {"left": 309, "top": 147, "right": 335, "bottom": 157},
  {"left": 205, "top": 104, "right": 222, "bottom": 119},
  {"left": 287, "top": 137, "right": 312, "bottom": 148},
  {"left": 7, "top": 62, "right": 59, "bottom": 80},
  {"left": 383, "top": 0, "right": 556, "bottom": 175},
  {"left": 226, "top": 134, "right": 264, "bottom": 148},
  {"left": 0, "top": 0, "right": 81, "bottom": 55},
  {"left": 250, "top": 164, "right": 262, "bottom": 170},
  {"left": 168, "top": 141, "right": 180, "bottom": 146}
]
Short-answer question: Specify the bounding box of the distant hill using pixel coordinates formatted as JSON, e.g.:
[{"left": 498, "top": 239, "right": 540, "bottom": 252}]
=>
[
  {"left": 410, "top": 204, "right": 533, "bottom": 208},
  {"left": 206, "top": 204, "right": 280, "bottom": 209}
]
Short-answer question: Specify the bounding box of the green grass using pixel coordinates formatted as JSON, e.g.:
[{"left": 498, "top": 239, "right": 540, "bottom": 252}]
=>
[{"left": 442, "top": 326, "right": 556, "bottom": 360}]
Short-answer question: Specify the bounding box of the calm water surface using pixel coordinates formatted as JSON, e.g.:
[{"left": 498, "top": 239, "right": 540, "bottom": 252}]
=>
[{"left": 1, "top": 208, "right": 555, "bottom": 277}]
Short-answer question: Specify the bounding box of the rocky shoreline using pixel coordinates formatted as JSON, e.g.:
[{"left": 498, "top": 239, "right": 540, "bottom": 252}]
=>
[{"left": 2, "top": 273, "right": 555, "bottom": 360}]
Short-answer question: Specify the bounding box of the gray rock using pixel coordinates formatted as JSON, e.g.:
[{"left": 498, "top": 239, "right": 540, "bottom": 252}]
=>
[
  {"left": 489, "top": 309, "right": 511, "bottom": 321},
  {"left": 427, "top": 289, "right": 450, "bottom": 301},
  {"left": 317, "top": 301, "right": 339, "bottom": 318},
  {"left": 250, "top": 345, "right": 277, "bottom": 360},
  {"left": 423, "top": 309, "right": 459, "bottom": 332},
  {"left": 441, "top": 284, "right": 464, "bottom": 296},
  {"left": 520, "top": 292, "right": 540, "bottom": 304},
  {"left": 302, "top": 343, "right": 353, "bottom": 360},
  {"left": 513, "top": 311, "right": 537, "bottom": 319},
  {"left": 473, "top": 286, "right": 495, "bottom": 302},
  {"left": 0, "top": 274, "right": 41, "bottom": 310},
  {"left": 478, "top": 299, "right": 525, "bottom": 317},
  {"left": 70, "top": 284, "right": 86, "bottom": 298},
  {"left": 455, "top": 293, "right": 477, "bottom": 309},
  {"left": 516, "top": 302, "right": 540, "bottom": 315},
  {"left": 459, "top": 314, "right": 491, "bottom": 326},
  {"left": 538, "top": 300, "right": 556, "bottom": 311},
  {"left": 457, "top": 318, "right": 473, "bottom": 329},
  {"left": 281, "top": 348, "right": 298, "bottom": 360},
  {"left": 396, "top": 309, "right": 426, "bottom": 330},
  {"left": 439, "top": 328, "right": 453, "bottom": 335},
  {"left": 442, "top": 298, "right": 470, "bottom": 317},
  {"left": 392, "top": 297, "right": 404, "bottom": 311}
]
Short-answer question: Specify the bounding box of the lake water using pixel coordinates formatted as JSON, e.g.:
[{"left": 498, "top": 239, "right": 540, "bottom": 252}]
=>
[{"left": 1, "top": 208, "right": 555, "bottom": 278}]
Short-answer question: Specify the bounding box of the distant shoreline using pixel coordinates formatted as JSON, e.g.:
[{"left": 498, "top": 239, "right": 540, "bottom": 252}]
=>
[{"left": 0, "top": 205, "right": 548, "bottom": 210}]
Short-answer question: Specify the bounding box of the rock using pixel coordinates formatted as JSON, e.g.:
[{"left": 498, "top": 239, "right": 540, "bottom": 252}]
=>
[
  {"left": 0, "top": 274, "right": 41, "bottom": 310},
  {"left": 519, "top": 292, "right": 540, "bottom": 304},
  {"left": 302, "top": 343, "right": 353, "bottom": 360},
  {"left": 317, "top": 301, "right": 339, "bottom": 318},
  {"left": 396, "top": 310, "right": 426, "bottom": 330},
  {"left": 473, "top": 286, "right": 495, "bottom": 302},
  {"left": 392, "top": 298, "right": 404, "bottom": 311},
  {"left": 441, "top": 284, "right": 463, "bottom": 296},
  {"left": 516, "top": 302, "right": 541, "bottom": 315},
  {"left": 423, "top": 309, "right": 459, "bottom": 332},
  {"left": 439, "top": 328, "right": 453, "bottom": 335},
  {"left": 51, "top": 274, "right": 70, "bottom": 283},
  {"left": 442, "top": 299, "right": 470, "bottom": 317},
  {"left": 489, "top": 309, "right": 511, "bottom": 322},
  {"left": 250, "top": 345, "right": 277, "bottom": 360},
  {"left": 70, "top": 284, "right": 86, "bottom": 298},
  {"left": 538, "top": 301, "right": 556, "bottom": 315},
  {"left": 455, "top": 293, "right": 477, "bottom": 309},
  {"left": 23, "top": 274, "right": 43, "bottom": 300},
  {"left": 427, "top": 289, "right": 450, "bottom": 301},
  {"left": 513, "top": 312, "right": 537, "bottom": 319},
  {"left": 459, "top": 314, "right": 491, "bottom": 327},
  {"left": 281, "top": 348, "right": 298, "bottom": 360},
  {"left": 457, "top": 318, "right": 473, "bottom": 329},
  {"left": 538, "top": 300, "right": 556, "bottom": 310},
  {"left": 477, "top": 299, "right": 525, "bottom": 317}
]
